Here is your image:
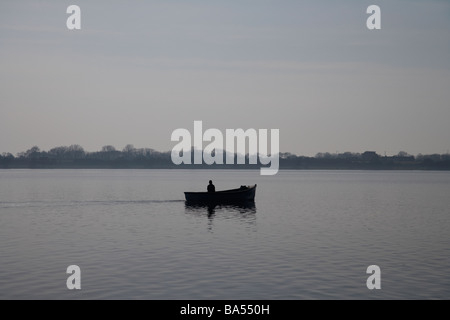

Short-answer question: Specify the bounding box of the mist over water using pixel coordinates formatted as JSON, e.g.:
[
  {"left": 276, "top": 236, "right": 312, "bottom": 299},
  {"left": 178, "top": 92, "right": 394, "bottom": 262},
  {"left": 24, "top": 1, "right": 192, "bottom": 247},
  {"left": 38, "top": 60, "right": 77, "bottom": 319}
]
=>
[{"left": 1, "top": 169, "right": 449, "bottom": 299}]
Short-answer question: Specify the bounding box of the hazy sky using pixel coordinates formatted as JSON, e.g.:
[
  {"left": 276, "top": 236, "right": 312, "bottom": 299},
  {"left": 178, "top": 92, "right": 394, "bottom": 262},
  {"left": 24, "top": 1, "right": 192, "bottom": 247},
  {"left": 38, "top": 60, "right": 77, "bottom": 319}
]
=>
[{"left": 1, "top": 0, "right": 449, "bottom": 156}]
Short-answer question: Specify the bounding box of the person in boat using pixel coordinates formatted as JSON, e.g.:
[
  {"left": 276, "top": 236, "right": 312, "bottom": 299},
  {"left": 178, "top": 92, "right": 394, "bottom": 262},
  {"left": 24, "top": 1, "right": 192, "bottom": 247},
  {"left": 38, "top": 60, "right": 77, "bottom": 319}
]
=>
[{"left": 207, "top": 180, "right": 215, "bottom": 193}]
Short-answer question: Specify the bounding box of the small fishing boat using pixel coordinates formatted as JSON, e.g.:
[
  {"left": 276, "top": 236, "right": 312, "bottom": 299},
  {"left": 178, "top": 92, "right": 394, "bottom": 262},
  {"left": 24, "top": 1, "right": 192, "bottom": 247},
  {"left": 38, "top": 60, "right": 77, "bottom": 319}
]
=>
[{"left": 185, "top": 185, "right": 256, "bottom": 204}]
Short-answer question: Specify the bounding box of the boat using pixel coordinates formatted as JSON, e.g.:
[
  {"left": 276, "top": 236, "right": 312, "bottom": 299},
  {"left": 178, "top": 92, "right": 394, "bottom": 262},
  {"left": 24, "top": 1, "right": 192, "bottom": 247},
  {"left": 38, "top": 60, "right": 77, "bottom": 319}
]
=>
[{"left": 184, "top": 184, "right": 257, "bottom": 204}]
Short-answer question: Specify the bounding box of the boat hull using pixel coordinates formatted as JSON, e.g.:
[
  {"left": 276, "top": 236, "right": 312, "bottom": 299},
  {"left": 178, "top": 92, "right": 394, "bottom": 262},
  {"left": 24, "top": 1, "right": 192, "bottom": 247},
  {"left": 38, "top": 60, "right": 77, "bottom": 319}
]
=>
[{"left": 184, "top": 185, "right": 256, "bottom": 204}]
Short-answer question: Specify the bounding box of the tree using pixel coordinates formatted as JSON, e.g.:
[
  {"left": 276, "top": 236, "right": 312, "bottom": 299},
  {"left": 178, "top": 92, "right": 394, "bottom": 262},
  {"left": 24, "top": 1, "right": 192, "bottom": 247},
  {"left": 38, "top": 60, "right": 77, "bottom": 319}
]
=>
[
  {"left": 24, "top": 146, "right": 41, "bottom": 158},
  {"left": 123, "top": 144, "right": 135, "bottom": 153},
  {"left": 49, "top": 146, "right": 68, "bottom": 157},
  {"left": 68, "top": 145, "right": 85, "bottom": 159},
  {"left": 101, "top": 145, "right": 116, "bottom": 152},
  {"left": 1, "top": 152, "right": 14, "bottom": 159},
  {"left": 338, "top": 152, "right": 358, "bottom": 159}
]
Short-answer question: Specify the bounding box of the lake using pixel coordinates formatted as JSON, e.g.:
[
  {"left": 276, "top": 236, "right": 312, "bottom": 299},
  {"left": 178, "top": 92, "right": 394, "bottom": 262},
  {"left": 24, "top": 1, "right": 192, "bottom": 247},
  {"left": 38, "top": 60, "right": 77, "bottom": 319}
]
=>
[{"left": 0, "top": 169, "right": 449, "bottom": 299}]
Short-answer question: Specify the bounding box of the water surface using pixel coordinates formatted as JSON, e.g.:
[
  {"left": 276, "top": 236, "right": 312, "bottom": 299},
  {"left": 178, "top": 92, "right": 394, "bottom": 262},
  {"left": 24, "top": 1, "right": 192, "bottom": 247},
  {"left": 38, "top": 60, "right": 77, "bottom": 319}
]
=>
[{"left": 0, "top": 169, "right": 449, "bottom": 299}]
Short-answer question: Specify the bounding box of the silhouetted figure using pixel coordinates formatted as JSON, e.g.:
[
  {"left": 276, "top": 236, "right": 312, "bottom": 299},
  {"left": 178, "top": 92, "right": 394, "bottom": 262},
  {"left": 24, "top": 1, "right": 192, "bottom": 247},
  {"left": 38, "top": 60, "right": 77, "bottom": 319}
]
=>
[{"left": 207, "top": 180, "right": 215, "bottom": 193}]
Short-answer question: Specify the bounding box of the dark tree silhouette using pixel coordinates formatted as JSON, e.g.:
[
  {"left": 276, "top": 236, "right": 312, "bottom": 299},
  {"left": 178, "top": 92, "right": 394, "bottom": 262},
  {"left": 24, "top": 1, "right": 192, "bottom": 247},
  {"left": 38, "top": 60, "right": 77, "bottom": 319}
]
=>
[{"left": 1, "top": 146, "right": 450, "bottom": 170}]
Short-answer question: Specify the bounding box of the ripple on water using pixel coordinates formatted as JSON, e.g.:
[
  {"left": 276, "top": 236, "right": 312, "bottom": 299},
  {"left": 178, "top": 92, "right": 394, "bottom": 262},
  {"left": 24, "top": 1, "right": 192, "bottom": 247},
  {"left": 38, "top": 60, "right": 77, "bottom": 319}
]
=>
[{"left": 1, "top": 170, "right": 450, "bottom": 299}]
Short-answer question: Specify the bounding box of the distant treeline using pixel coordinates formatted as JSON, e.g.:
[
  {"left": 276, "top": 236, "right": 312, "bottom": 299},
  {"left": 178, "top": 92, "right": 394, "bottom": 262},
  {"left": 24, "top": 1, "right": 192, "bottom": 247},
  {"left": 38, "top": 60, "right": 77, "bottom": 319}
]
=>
[{"left": 1, "top": 145, "right": 450, "bottom": 170}]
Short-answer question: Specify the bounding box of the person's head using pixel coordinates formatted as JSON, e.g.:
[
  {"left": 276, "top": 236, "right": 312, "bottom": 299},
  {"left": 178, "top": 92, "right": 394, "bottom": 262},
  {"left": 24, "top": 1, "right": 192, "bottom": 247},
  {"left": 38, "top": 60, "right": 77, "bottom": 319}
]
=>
[{"left": 209, "top": 180, "right": 213, "bottom": 185}]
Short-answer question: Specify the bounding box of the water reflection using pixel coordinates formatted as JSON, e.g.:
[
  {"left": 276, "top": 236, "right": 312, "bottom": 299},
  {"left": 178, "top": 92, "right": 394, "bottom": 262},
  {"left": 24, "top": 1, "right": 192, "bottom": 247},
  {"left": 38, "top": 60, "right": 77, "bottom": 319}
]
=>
[
  {"left": 185, "top": 201, "right": 256, "bottom": 214},
  {"left": 185, "top": 201, "right": 257, "bottom": 231}
]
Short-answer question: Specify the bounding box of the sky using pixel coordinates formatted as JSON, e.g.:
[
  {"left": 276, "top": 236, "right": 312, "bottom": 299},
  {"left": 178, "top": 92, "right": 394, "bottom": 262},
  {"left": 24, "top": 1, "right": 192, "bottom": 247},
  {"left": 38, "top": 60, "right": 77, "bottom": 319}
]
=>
[{"left": 1, "top": 0, "right": 449, "bottom": 156}]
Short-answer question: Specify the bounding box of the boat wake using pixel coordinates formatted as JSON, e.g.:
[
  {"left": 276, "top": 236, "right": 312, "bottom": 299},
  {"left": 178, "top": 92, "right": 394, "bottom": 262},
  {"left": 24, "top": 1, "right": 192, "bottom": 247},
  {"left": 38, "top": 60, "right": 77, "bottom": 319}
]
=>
[{"left": 0, "top": 199, "right": 185, "bottom": 209}]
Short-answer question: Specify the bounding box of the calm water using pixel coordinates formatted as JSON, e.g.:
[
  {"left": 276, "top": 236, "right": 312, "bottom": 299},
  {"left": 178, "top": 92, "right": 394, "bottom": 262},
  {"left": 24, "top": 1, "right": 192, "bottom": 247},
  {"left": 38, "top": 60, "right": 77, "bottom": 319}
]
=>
[{"left": 0, "top": 169, "right": 449, "bottom": 299}]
